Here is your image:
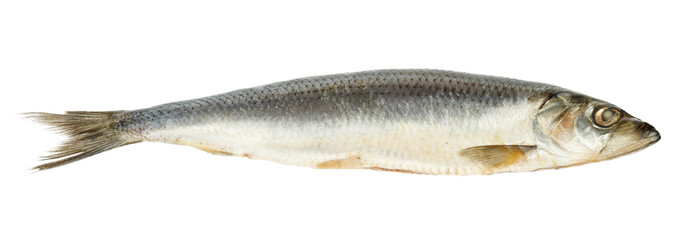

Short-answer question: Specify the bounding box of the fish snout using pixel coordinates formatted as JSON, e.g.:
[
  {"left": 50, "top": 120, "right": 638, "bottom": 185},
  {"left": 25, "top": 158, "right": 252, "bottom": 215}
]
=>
[{"left": 641, "top": 122, "right": 661, "bottom": 142}]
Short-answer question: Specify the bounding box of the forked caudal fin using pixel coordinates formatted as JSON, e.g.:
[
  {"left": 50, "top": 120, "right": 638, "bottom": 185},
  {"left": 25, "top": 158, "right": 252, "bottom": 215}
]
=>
[{"left": 26, "top": 111, "right": 138, "bottom": 171}]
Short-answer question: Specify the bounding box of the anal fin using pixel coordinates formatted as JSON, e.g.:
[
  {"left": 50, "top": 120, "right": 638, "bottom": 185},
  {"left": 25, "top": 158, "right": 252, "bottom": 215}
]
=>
[
  {"left": 369, "top": 167, "right": 422, "bottom": 174},
  {"left": 316, "top": 155, "right": 363, "bottom": 169},
  {"left": 459, "top": 145, "right": 536, "bottom": 168},
  {"left": 175, "top": 140, "right": 234, "bottom": 156}
]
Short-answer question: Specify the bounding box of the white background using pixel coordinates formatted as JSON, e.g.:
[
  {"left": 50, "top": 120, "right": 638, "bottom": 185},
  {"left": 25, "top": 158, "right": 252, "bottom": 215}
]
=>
[{"left": 1, "top": 1, "right": 683, "bottom": 239}]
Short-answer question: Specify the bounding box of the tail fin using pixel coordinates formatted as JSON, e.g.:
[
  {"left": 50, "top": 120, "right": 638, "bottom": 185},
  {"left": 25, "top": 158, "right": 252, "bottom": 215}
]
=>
[{"left": 27, "top": 111, "right": 136, "bottom": 171}]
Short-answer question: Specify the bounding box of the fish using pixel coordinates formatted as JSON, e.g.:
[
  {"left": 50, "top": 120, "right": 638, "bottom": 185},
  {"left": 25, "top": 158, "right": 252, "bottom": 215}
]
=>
[{"left": 28, "top": 69, "right": 660, "bottom": 175}]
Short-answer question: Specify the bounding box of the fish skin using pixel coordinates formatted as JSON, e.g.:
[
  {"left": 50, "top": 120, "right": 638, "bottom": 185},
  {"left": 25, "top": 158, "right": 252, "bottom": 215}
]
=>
[
  {"left": 115, "top": 69, "right": 562, "bottom": 174},
  {"left": 119, "top": 69, "right": 561, "bottom": 135},
  {"left": 31, "top": 69, "right": 659, "bottom": 174}
]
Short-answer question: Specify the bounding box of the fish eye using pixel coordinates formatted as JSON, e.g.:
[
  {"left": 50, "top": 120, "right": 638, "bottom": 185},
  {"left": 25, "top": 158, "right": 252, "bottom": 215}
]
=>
[{"left": 593, "top": 106, "right": 621, "bottom": 127}]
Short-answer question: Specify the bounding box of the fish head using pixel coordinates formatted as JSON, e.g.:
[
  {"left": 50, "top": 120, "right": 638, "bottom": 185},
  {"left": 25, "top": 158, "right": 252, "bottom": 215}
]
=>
[{"left": 532, "top": 92, "right": 660, "bottom": 167}]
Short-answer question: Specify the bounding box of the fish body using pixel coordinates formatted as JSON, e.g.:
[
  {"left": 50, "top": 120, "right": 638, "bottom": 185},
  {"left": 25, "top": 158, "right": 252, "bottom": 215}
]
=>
[{"left": 30, "top": 69, "right": 660, "bottom": 175}]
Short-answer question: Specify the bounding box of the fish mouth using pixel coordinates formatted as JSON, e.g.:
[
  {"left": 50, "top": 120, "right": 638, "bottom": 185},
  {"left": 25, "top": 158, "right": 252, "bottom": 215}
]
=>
[
  {"left": 640, "top": 122, "right": 661, "bottom": 144},
  {"left": 543, "top": 127, "right": 661, "bottom": 170},
  {"left": 599, "top": 122, "right": 660, "bottom": 161}
]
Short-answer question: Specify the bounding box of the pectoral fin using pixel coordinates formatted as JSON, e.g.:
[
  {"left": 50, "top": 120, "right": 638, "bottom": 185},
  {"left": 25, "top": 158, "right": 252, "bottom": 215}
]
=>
[{"left": 459, "top": 145, "right": 536, "bottom": 168}]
